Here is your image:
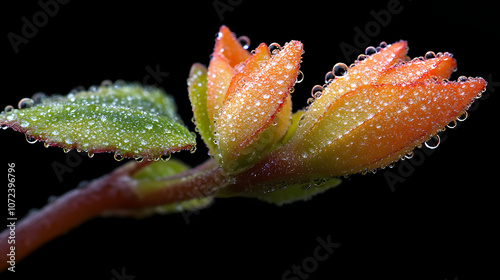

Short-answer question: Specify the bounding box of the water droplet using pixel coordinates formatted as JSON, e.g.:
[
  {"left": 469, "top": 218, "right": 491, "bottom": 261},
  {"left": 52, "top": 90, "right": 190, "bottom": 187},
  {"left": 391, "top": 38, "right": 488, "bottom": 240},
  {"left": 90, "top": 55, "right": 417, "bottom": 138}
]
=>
[
  {"left": 458, "top": 76, "right": 468, "bottom": 82},
  {"left": 161, "top": 152, "right": 171, "bottom": 161},
  {"left": 313, "top": 178, "right": 327, "bottom": 188},
  {"left": 457, "top": 111, "right": 468, "bottom": 122},
  {"left": 446, "top": 120, "right": 457, "bottom": 129},
  {"left": 311, "top": 85, "right": 324, "bottom": 98},
  {"left": 378, "top": 41, "right": 388, "bottom": 48},
  {"left": 424, "top": 51, "right": 436, "bottom": 59},
  {"left": 31, "top": 92, "right": 46, "bottom": 105},
  {"left": 100, "top": 79, "right": 113, "bottom": 87},
  {"left": 190, "top": 145, "right": 197, "bottom": 154},
  {"left": 269, "top": 43, "right": 282, "bottom": 55},
  {"left": 289, "top": 87, "right": 295, "bottom": 94},
  {"left": 333, "top": 63, "right": 348, "bottom": 77},
  {"left": 1, "top": 124, "right": 9, "bottom": 130},
  {"left": 114, "top": 152, "right": 124, "bottom": 161},
  {"left": 301, "top": 184, "right": 312, "bottom": 191},
  {"left": 44, "top": 142, "right": 50, "bottom": 148},
  {"left": 63, "top": 147, "right": 71, "bottom": 153},
  {"left": 88, "top": 151, "right": 94, "bottom": 158},
  {"left": 324, "top": 71, "right": 335, "bottom": 84},
  {"left": 4, "top": 105, "right": 14, "bottom": 113},
  {"left": 424, "top": 135, "right": 440, "bottom": 150},
  {"left": 296, "top": 70, "right": 304, "bottom": 83},
  {"left": 356, "top": 54, "right": 367, "bottom": 62},
  {"left": 134, "top": 155, "right": 144, "bottom": 162},
  {"left": 18, "top": 98, "right": 34, "bottom": 109},
  {"left": 365, "top": 46, "right": 377, "bottom": 56},
  {"left": 237, "top": 36, "right": 250, "bottom": 50},
  {"left": 26, "top": 135, "right": 37, "bottom": 144},
  {"left": 405, "top": 152, "right": 414, "bottom": 159},
  {"left": 113, "top": 80, "right": 126, "bottom": 89}
]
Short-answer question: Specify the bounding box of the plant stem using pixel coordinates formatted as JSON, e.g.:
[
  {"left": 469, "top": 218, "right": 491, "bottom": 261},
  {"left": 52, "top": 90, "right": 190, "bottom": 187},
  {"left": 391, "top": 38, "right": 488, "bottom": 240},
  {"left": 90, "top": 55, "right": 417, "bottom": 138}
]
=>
[{"left": 0, "top": 159, "right": 226, "bottom": 272}]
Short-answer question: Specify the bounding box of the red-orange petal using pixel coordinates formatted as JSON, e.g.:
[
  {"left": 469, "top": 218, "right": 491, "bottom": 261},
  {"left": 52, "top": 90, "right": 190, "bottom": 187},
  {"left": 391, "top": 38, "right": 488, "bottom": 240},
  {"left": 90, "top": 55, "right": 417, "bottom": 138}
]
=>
[
  {"left": 295, "top": 41, "right": 408, "bottom": 138},
  {"left": 216, "top": 41, "right": 303, "bottom": 165},
  {"left": 284, "top": 78, "right": 486, "bottom": 176},
  {"left": 378, "top": 54, "right": 457, "bottom": 83},
  {"left": 225, "top": 43, "right": 271, "bottom": 104},
  {"left": 214, "top": 26, "right": 251, "bottom": 68}
]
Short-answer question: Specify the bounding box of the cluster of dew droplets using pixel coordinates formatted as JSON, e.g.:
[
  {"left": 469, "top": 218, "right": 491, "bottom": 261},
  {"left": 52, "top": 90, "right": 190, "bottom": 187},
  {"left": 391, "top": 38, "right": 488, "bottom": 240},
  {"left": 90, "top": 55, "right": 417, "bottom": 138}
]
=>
[
  {"left": 1, "top": 80, "right": 183, "bottom": 163},
  {"left": 2, "top": 96, "right": 37, "bottom": 134},
  {"left": 306, "top": 62, "right": 349, "bottom": 106}
]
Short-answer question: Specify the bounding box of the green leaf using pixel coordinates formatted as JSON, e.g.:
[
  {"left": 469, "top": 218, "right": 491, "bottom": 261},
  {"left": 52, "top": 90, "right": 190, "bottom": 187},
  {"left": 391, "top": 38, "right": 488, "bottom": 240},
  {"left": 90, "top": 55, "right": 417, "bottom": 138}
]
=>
[
  {"left": 251, "top": 177, "right": 341, "bottom": 206},
  {"left": 187, "top": 64, "right": 217, "bottom": 153},
  {"left": 0, "top": 82, "right": 196, "bottom": 161},
  {"left": 132, "top": 158, "right": 191, "bottom": 181}
]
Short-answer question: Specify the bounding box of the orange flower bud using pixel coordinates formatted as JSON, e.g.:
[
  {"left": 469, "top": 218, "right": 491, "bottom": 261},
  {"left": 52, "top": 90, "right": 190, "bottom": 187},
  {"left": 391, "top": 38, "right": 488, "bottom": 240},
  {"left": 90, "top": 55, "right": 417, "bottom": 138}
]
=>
[
  {"left": 189, "top": 26, "right": 303, "bottom": 173},
  {"left": 233, "top": 41, "right": 486, "bottom": 192},
  {"left": 190, "top": 28, "right": 487, "bottom": 197}
]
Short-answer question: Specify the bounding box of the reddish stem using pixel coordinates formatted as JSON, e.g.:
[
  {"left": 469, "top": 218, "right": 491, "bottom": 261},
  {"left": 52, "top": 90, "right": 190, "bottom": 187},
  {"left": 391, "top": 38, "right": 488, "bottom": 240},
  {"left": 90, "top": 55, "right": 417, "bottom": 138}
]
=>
[{"left": 0, "top": 159, "right": 225, "bottom": 272}]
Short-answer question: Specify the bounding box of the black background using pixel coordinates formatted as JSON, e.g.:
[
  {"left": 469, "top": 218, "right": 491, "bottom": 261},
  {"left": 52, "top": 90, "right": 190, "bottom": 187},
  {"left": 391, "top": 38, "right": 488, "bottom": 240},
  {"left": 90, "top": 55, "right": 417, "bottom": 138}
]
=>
[{"left": 1, "top": 0, "right": 498, "bottom": 279}]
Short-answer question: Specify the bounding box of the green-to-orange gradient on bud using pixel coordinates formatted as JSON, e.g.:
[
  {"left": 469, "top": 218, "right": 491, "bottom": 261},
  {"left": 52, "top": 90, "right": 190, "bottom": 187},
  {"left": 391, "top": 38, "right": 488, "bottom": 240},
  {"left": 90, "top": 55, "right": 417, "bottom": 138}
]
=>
[
  {"left": 188, "top": 25, "right": 302, "bottom": 173},
  {"left": 229, "top": 40, "right": 486, "bottom": 194}
]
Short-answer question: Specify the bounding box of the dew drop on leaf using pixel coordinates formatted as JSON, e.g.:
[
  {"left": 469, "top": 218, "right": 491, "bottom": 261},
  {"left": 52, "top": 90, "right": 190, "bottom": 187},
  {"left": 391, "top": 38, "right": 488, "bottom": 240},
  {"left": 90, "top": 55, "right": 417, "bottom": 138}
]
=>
[{"left": 18, "top": 98, "right": 34, "bottom": 109}]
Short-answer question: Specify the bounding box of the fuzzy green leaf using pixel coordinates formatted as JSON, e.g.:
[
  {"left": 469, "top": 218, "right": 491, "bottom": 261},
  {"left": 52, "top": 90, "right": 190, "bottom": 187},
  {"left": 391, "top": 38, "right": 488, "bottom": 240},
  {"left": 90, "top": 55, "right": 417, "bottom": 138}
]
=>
[{"left": 0, "top": 82, "right": 196, "bottom": 160}]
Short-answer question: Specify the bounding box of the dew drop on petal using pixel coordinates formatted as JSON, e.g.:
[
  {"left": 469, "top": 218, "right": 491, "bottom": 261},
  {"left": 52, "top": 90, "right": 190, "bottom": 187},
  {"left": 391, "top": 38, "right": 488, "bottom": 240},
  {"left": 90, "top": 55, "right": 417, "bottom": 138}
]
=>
[
  {"left": 424, "top": 135, "right": 441, "bottom": 150},
  {"left": 457, "top": 111, "right": 468, "bottom": 122},
  {"left": 296, "top": 70, "right": 304, "bottom": 83},
  {"left": 311, "top": 85, "right": 324, "bottom": 98},
  {"left": 365, "top": 46, "right": 377, "bottom": 56},
  {"left": 325, "top": 71, "right": 335, "bottom": 84},
  {"left": 333, "top": 63, "right": 348, "bottom": 77},
  {"left": 237, "top": 35, "right": 251, "bottom": 50},
  {"left": 424, "top": 51, "right": 436, "bottom": 59},
  {"left": 269, "top": 43, "right": 282, "bottom": 55},
  {"left": 447, "top": 120, "right": 457, "bottom": 129}
]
